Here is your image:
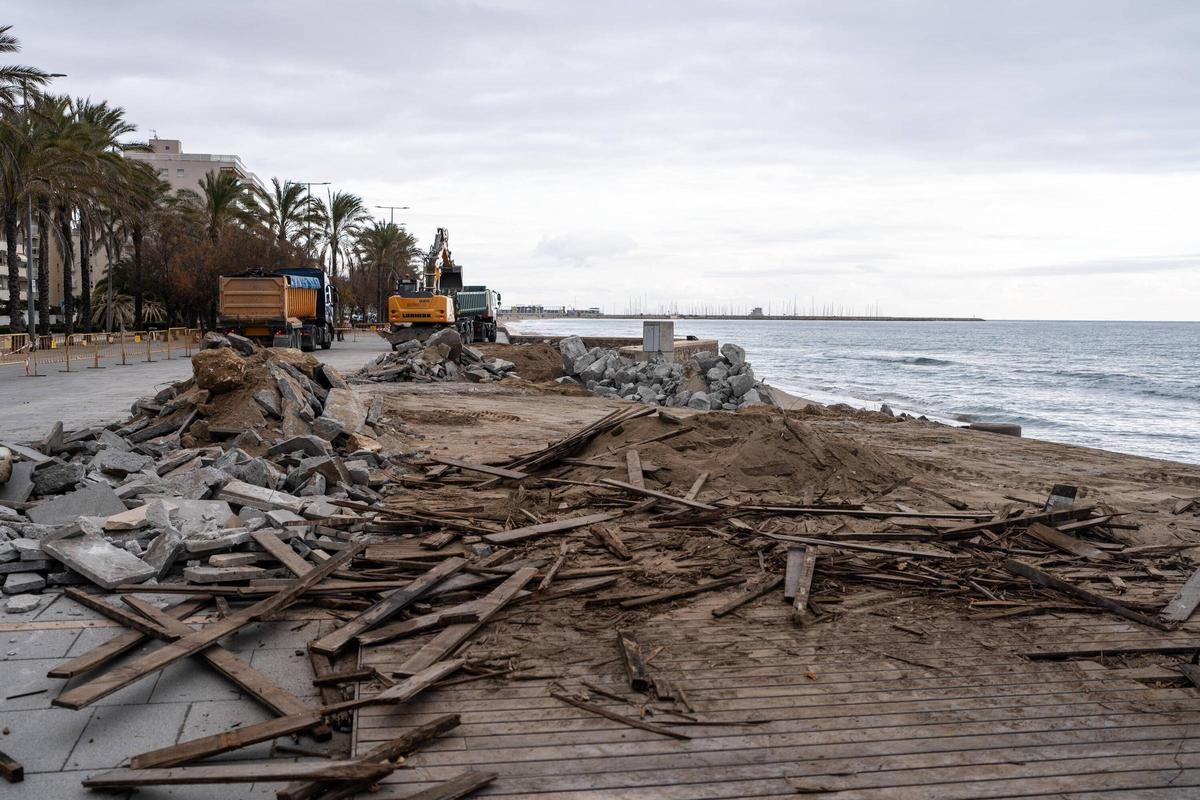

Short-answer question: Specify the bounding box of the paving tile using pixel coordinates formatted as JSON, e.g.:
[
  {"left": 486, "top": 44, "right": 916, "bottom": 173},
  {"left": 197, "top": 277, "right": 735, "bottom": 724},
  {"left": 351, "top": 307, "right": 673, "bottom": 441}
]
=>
[
  {"left": 0, "top": 656, "right": 69, "bottom": 711},
  {"left": 149, "top": 658, "right": 243, "bottom": 704},
  {"left": 176, "top": 698, "right": 277, "bottom": 761},
  {"left": 65, "top": 700, "right": 190, "bottom": 770},
  {"left": 224, "top": 618, "right": 322, "bottom": 651},
  {"left": 247, "top": 647, "right": 322, "bottom": 702},
  {"left": 1, "top": 628, "right": 82, "bottom": 660},
  {"left": 0, "top": 707, "right": 95, "bottom": 772},
  {"left": 34, "top": 593, "right": 99, "bottom": 622},
  {"left": 63, "top": 625, "right": 129, "bottom": 658}
]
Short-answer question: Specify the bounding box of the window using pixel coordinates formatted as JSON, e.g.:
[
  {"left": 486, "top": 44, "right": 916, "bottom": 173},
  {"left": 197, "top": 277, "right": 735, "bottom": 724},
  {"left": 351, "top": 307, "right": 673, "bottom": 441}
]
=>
[
  {"left": 158, "top": 168, "right": 168, "bottom": 177},
  {"left": 176, "top": 168, "right": 185, "bottom": 177}
]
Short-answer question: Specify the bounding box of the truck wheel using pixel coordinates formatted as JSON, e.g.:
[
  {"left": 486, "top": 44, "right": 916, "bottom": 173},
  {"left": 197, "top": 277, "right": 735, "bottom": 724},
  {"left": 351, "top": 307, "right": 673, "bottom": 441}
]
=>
[{"left": 320, "top": 326, "right": 332, "bottom": 350}]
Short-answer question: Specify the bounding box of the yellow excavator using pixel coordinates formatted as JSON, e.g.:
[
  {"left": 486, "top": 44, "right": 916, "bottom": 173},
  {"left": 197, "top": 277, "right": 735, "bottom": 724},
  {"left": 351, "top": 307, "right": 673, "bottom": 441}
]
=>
[{"left": 380, "top": 227, "right": 464, "bottom": 349}]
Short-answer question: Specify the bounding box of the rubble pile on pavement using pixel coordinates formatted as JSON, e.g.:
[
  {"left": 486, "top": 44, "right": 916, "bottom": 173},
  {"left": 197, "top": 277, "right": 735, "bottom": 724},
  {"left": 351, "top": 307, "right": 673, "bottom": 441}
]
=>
[
  {"left": 556, "top": 335, "right": 776, "bottom": 409},
  {"left": 354, "top": 328, "right": 518, "bottom": 384},
  {"left": 0, "top": 332, "right": 403, "bottom": 614}
]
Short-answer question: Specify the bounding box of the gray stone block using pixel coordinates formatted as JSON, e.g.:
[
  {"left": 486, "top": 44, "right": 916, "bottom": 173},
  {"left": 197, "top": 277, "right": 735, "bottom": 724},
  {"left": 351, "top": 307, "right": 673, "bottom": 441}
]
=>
[
  {"left": 6, "top": 593, "right": 41, "bottom": 613},
  {"left": 143, "top": 529, "right": 185, "bottom": 578},
  {"left": 3, "top": 571, "right": 46, "bottom": 594},
  {"left": 687, "top": 392, "right": 711, "bottom": 410},
  {"left": 32, "top": 461, "right": 85, "bottom": 496},
  {"left": 92, "top": 448, "right": 153, "bottom": 477},
  {"left": 27, "top": 482, "right": 126, "bottom": 525},
  {"left": 42, "top": 534, "right": 156, "bottom": 589},
  {"left": 0, "top": 461, "right": 36, "bottom": 505}
]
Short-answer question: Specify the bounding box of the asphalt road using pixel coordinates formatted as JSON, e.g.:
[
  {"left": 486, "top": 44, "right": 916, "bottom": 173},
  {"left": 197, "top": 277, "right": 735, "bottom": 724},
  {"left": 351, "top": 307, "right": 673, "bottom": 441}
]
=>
[{"left": 0, "top": 333, "right": 390, "bottom": 443}]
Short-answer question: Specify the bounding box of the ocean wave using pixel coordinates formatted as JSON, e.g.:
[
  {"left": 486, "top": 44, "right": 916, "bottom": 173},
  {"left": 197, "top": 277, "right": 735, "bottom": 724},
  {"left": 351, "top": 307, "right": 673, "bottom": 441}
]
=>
[{"left": 848, "top": 354, "right": 957, "bottom": 367}]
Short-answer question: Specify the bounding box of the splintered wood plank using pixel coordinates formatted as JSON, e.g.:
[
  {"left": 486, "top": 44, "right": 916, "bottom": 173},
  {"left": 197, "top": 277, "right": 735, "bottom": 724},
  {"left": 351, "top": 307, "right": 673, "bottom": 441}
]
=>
[
  {"left": 1026, "top": 522, "right": 1111, "bottom": 561},
  {"left": 784, "top": 546, "right": 818, "bottom": 617},
  {"left": 0, "top": 750, "right": 22, "bottom": 783},
  {"left": 617, "top": 629, "right": 650, "bottom": 691},
  {"left": 685, "top": 471, "right": 710, "bottom": 502},
  {"left": 392, "top": 569, "right": 537, "bottom": 676},
  {"left": 251, "top": 529, "right": 313, "bottom": 576},
  {"left": 122, "top": 595, "right": 316, "bottom": 720},
  {"left": 47, "top": 597, "right": 209, "bottom": 678},
  {"left": 1002, "top": 559, "right": 1169, "bottom": 631},
  {"left": 130, "top": 711, "right": 325, "bottom": 769},
  {"left": 309, "top": 557, "right": 467, "bottom": 656},
  {"left": 54, "top": 542, "right": 363, "bottom": 710},
  {"left": 1161, "top": 567, "right": 1200, "bottom": 626},
  {"left": 618, "top": 576, "right": 745, "bottom": 609},
  {"left": 484, "top": 512, "right": 620, "bottom": 544},
  {"left": 431, "top": 455, "right": 531, "bottom": 481},
  {"left": 712, "top": 575, "right": 783, "bottom": 618},
  {"left": 538, "top": 541, "right": 571, "bottom": 591},
  {"left": 280, "top": 714, "right": 460, "bottom": 800},
  {"left": 599, "top": 478, "right": 718, "bottom": 511},
  {"left": 82, "top": 760, "right": 394, "bottom": 787},
  {"left": 550, "top": 692, "right": 690, "bottom": 740},
  {"left": 625, "top": 449, "right": 645, "bottom": 489},
  {"left": 593, "top": 527, "right": 632, "bottom": 560}
]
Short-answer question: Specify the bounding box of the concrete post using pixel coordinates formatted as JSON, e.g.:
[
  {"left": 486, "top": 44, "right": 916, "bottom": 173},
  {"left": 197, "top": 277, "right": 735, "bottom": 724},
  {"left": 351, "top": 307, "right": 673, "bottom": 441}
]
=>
[{"left": 642, "top": 320, "right": 675, "bottom": 357}]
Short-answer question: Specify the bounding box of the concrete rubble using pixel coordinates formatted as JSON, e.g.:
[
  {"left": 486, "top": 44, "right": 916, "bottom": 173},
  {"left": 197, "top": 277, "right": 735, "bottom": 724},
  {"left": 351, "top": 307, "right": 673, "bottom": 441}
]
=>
[
  {"left": 555, "top": 335, "right": 776, "bottom": 410},
  {"left": 0, "top": 333, "right": 406, "bottom": 601},
  {"left": 353, "top": 329, "right": 519, "bottom": 384}
]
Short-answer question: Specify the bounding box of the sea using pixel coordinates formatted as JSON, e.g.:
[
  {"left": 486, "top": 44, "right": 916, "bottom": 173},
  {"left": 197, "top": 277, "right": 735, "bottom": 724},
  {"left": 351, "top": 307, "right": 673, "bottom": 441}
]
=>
[{"left": 504, "top": 318, "right": 1200, "bottom": 466}]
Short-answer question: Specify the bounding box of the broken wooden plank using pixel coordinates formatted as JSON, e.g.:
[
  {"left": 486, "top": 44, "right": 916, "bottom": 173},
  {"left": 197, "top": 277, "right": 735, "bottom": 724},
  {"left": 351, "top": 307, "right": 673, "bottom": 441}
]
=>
[
  {"left": 392, "top": 569, "right": 537, "bottom": 676},
  {"left": 0, "top": 750, "right": 22, "bottom": 783},
  {"left": 309, "top": 557, "right": 466, "bottom": 656},
  {"left": 599, "top": 478, "right": 718, "bottom": 511},
  {"left": 593, "top": 526, "right": 632, "bottom": 560},
  {"left": 47, "top": 598, "right": 209, "bottom": 679},
  {"left": 617, "top": 629, "right": 650, "bottom": 691},
  {"left": 1024, "top": 643, "right": 1200, "bottom": 659},
  {"left": 1002, "top": 559, "right": 1170, "bottom": 630},
  {"left": 1026, "top": 522, "right": 1111, "bottom": 561},
  {"left": 53, "top": 542, "right": 364, "bottom": 710},
  {"left": 277, "top": 714, "right": 462, "bottom": 800},
  {"left": 625, "top": 449, "right": 645, "bottom": 490},
  {"left": 784, "top": 546, "right": 818, "bottom": 617},
  {"left": 130, "top": 711, "right": 325, "bottom": 769},
  {"left": 1161, "top": 566, "right": 1200, "bottom": 626},
  {"left": 537, "top": 541, "right": 571, "bottom": 592},
  {"left": 484, "top": 512, "right": 619, "bottom": 544},
  {"left": 761, "top": 532, "right": 958, "bottom": 560},
  {"left": 82, "top": 761, "right": 394, "bottom": 787},
  {"left": 685, "top": 471, "right": 710, "bottom": 502},
  {"left": 711, "top": 575, "right": 783, "bottom": 617},
  {"left": 550, "top": 692, "right": 690, "bottom": 740},
  {"left": 251, "top": 528, "right": 313, "bottom": 576},
  {"left": 619, "top": 575, "right": 746, "bottom": 609},
  {"left": 430, "top": 455, "right": 531, "bottom": 481},
  {"left": 312, "top": 668, "right": 377, "bottom": 687}
]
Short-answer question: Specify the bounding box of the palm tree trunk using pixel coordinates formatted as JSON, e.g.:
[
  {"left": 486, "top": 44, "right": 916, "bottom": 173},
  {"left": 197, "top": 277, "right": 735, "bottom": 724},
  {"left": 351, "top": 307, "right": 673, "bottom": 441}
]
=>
[
  {"left": 57, "top": 205, "right": 75, "bottom": 336},
  {"left": 37, "top": 198, "right": 49, "bottom": 336},
  {"left": 132, "top": 224, "right": 144, "bottom": 329},
  {"left": 3, "top": 202, "right": 22, "bottom": 333},
  {"left": 79, "top": 218, "right": 92, "bottom": 333}
]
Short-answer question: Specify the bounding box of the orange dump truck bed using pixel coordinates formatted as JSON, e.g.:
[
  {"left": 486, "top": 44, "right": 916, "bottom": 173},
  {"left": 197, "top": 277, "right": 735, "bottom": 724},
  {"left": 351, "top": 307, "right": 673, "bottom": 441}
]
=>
[{"left": 219, "top": 276, "right": 317, "bottom": 321}]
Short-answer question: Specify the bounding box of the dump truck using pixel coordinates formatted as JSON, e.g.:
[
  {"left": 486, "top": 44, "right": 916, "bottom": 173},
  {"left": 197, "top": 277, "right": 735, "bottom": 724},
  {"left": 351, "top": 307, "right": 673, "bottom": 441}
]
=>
[
  {"left": 217, "top": 267, "right": 337, "bottom": 351},
  {"left": 454, "top": 285, "right": 502, "bottom": 343}
]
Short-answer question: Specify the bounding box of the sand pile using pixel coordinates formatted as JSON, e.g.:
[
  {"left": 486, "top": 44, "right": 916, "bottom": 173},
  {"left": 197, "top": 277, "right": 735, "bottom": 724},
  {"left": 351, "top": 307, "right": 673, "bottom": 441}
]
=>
[
  {"left": 475, "top": 342, "right": 566, "bottom": 383},
  {"left": 576, "top": 405, "right": 914, "bottom": 500}
]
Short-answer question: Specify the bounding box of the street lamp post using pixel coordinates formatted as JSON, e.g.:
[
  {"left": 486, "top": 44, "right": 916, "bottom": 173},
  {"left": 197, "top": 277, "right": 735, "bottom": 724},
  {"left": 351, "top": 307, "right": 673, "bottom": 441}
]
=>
[
  {"left": 375, "top": 205, "right": 409, "bottom": 224},
  {"left": 21, "top": 73, "right": 67, "bottom": 338}
]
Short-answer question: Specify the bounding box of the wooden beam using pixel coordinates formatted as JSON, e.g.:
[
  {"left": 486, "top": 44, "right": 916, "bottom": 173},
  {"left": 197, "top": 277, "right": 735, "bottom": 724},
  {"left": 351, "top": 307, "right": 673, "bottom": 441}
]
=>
[
  {"left": 308, "top": 557, "right": 466, "bottom": 656},
  {"left": 250, "top": 529, "right": 313, "bottom": 576},
  {"left": 599, "top": 478, "right": 718, "bottom": 511},
  {"left": 1003, "top": 559, "right": 1170, "bottom": 631},
  {"left": 617, "top": 629, "right": 649, "bottom": 691},
  {"left": 761, "top": 532, "right": 957, "bottom": 560},
  {"left": 625, "top": 449, "right": 645, "bottom": 489},
  {"left": 277, "top": 714, "right": 461, "bottom": 800},
  {"left": 619, "top": 575, "right": 745, "bottom": 609},
  {"left": 550, "top": 692, "right": 689, "bottom": 740},
  {"left": 593, "top": 526, "right": 632, "bottom": 560},
  {"left": 82, "top": 761, "right": 394, "bottom": 787},
  {"left": 54, "top": 542, "right": 364, "bottom": 710},
  {"left": 1161, "top": 567, "right": 1200, "bottom": 627},
  {"left": 430, "top": 455, "right": 531, "bottom": 481},
  {"left": 484, "top": 512, "right": 619, "bottom": 544},
  {"left": 784, "top": 546, "right": 818, "bottom": 617},
  {"left": 711, "top": 575, "right": 783, "bottom": 617},
  {"left": 130, "top": 712, "right": 325, "bottom": 769},
  {"left": 685, "top": 471, "right": 710, "bottom": 502},
  {"left": 392, "top": 569, "right": 537, "bottom": 676},
  {"left": 121, "top": 595, "right": 318, "bottom": 721},
  {"left": 1026, "top": 522, "right": 1110, "bottom": 561},
  {"left": 0, "top": 750, "right": 22, "bottom": 783},
  {"left": 48, "top": 597, "right": 210, "bottom": 678},
  {"left": 537, "top": 541, "right": 571, "bottom": 591}
]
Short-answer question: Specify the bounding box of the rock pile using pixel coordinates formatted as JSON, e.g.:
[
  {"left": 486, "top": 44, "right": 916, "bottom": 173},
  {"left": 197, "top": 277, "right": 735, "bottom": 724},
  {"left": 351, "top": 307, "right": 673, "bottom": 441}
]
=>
[
  {"left": 556, "top": 336, "right": 776, "bottom": 410},
  {"left": 355, "top": 329, "right": 518, "bottom": 384},
  {"left": 0, "top": 334, "right": 402, "bottom": 613}
]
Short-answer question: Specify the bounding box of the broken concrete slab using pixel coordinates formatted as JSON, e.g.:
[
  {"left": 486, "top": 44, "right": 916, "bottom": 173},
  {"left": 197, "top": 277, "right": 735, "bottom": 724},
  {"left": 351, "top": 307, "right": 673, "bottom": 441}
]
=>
[
  {"left": 184, "top": 528, "right": 253, "bottom": 555},
  {"left": 0, "top": 446, "right": 10, "bottom": 484},
  {"left": 32, "top": 462, "right": 85, "bottom": 497},
  {"left": 266, "top": 436, "right": 330, "bottom": 458},
  {"left": 183, "top": 565, "right": 266, "bottom": 583},
  {"left": 312, "top": 417, "right": 344, "bottom": 441},
  {"left": 317, "top": 364, "right": 349, "bottom": 390},
  {"left": 92, "top": 449, "right": 154, "bottom": 478},
  {"left": 0, "top": 461, "right": 35, "bottom": 505},
  {"left": 42, "top": 534, "right": 156, "bottom": 589},
  {"left": 97, "top": 429, "right": 132, "bottom": 453},
  {"left": 142, "top": 529, "right": 185, "bottom": 579},
  {"left": 3, "top": 571, "right": 46, "bottom": 595},
  {"left": 319, "top": 388, "right": 367, "bottom": 434},
  {"left": 265, "top": 509, "right": 305, "bottom": 529},
  {"left": 104, "top": 500, "right": 179, "bottom": 533},
  {"left": 5, "top": 593, "right": 41, "bottom": 613},
  {"left": 12, "top": 538, "right": 41, "bottom": 560},
  {"left": 253, "top": 389, "right": 283, "bottom": 420},
  {"left": 27, "top": 482, "right": 127, "bottom": 526},
  {"left": 215, "top": 479, "right": 306, "bottom": 514}
]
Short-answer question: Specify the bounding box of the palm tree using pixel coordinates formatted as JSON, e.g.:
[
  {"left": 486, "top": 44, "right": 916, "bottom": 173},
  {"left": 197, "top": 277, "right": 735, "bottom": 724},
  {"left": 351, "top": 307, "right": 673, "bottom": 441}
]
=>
[
  {"left": 314, "top": 190, "right": 368, "bottom": 279},
  {"left": 355, "top": 221, "right": 419, "bottom": 320},
  {"left": 253, "top": 177, "right": 313, "bottom": 248},
  {"left": 190, "top": 171, "right": 254, "bottom": 243},
  {"left": 0, "top": 25, "right": 48, "bottom": 113}
]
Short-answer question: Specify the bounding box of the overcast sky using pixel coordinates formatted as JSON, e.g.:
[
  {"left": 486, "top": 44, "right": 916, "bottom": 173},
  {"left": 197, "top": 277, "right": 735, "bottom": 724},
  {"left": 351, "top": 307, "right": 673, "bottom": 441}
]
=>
[{"left": 9, "top": 1, "right": 1200, "bottom": 319}]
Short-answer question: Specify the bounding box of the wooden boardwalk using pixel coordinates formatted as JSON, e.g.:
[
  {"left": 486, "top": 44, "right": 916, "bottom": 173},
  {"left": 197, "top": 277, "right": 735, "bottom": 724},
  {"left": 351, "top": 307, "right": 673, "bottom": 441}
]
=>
[{"left": 355, "top": 592, "right": 1200, "bottom": 799}]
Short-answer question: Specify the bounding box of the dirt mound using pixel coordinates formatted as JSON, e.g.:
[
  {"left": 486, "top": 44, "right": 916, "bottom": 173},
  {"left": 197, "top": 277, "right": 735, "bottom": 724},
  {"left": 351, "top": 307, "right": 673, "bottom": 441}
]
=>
[
  {"left": 577, "top": 405, "right": 915, "bottom": 500},
  {"left": 475, "top": 343, "right": 565, "bottom": 382}
]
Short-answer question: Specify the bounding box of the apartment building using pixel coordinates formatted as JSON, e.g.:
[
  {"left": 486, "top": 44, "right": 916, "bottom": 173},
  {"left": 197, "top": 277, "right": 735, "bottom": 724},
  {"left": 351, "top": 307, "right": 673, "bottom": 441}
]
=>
[{"left": 124, "top": 137, "right": 264, "bottom": 196}]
